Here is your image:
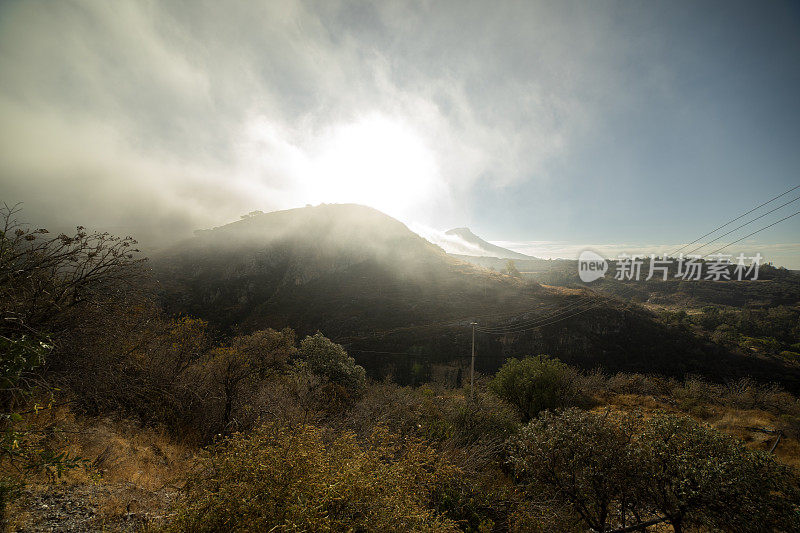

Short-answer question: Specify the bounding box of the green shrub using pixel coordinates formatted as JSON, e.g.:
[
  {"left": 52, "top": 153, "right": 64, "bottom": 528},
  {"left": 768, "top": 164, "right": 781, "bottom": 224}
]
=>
[
  {"left": 342, "top": 382, "right": 520, "bottom": 463},
  {"left": 341, "top": 380, "right": 428, "bottom": 438},
  {"left": 447, "top": 395, "right": 520, "bottom": 448},
  {"left": 489, "top": 355, "right": 583, "bottom": 420},
  {"left": 604, "top": 372, "right": 674, "bottom": 396},
  {"left": 779, "top": 350, "right": 800, "bottom": 361},
  {"left": 298, "top": 333, "right": 366, "bottom": 398}
]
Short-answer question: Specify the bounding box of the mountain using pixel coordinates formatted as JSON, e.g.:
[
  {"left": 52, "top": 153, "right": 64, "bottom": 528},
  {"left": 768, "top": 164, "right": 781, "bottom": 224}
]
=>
[
  {"left": 153, "top": 203, "right": 800, "bottom": 390},
  {"left": 155, "top": 204, "right": 540, "bottom": 334},
  {"left": 442, "top": 227, "right": 533, "bottom": 260}
]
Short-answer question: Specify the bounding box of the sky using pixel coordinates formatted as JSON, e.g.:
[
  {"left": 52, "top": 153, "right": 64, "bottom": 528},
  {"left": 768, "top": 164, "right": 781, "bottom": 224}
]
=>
[{"left": 1, "top": 0, "right": 799, "bottom": 266}]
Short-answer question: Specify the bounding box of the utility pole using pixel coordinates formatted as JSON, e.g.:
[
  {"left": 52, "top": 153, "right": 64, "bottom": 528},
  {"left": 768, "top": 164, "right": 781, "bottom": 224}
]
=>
[{"left": 470, "top": 321, "right": 477, "bottom": 400}]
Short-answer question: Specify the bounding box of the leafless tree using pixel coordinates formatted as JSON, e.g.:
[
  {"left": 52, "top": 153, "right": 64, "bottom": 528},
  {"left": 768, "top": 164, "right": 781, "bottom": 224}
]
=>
[{"left": 0, "top": 202, "right": 148, "bottom": 338}]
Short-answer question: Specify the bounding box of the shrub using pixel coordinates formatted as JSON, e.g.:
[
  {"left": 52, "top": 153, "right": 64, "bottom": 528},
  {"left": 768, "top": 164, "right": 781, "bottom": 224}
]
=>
[
  {"left": 340, "top": 381, "right": 520, "bottom": 466},
  {"left": 447, "top": 394, "right": 520, "bottom": 448},
  {"left": 489, "top": 355, "right": 583, "bottom": 420},
  {"left": 339, "top": 380, "right": 427, "bottom": 438},
  {"left": 298, "top": 333, "right": 366, "bottom": 398},
  {"left": 163, "top": 423, "right": 461, "bottom": 532}
]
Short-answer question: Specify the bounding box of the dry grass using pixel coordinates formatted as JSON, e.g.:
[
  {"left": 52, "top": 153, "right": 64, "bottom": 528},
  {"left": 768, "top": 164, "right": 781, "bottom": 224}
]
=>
[
  {"left": 12, "top": 402, "right": 195, "bottom": 486},
  {"left": 539, "top": 285, "right": 586, "bottom": 296},
  {"left": 5, "top": 403, "right": 198, "bottom": 530}
]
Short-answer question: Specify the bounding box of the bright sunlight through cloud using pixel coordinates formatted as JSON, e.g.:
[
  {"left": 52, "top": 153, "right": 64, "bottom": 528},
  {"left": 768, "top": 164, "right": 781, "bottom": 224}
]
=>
[
  {"left": 243, "top": 113, "right": 443, "bottom": 221},
  {"left": 311, "top": 114, "right": 441, "bottom": 217}
]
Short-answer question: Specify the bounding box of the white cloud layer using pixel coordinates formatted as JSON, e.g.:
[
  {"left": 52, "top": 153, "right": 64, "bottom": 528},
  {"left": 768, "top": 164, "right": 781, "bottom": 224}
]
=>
[{"left": 0, "top": 0, "right": 620, "bottom": 239}]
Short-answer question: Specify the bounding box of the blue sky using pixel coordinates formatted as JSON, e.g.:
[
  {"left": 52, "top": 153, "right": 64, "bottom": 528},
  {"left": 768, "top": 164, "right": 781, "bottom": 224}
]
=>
[
  {"left": 1, "top": 1, "right": 798, "bottom": 266},
  {"left": 462, "top": 1, "right": 800, "bottom": 266}
]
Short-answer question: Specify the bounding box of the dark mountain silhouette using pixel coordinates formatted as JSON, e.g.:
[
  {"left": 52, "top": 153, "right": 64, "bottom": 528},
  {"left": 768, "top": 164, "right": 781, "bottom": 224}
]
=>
[
  {"left": 153, "top": 204, "right": 800, "bottom": 390},
  {"left": 444, "top": 227, "right": 532, "bottom": 260}
]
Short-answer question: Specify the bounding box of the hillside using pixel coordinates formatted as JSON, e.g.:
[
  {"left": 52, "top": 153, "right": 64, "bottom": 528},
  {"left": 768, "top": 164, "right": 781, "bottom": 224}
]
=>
[
  {"left": 155, "top": 204, "right": 537, "bottom": 333},
  {"left": 154, "top": 204, "right": 800, "bottom": 390},
  {"left": 452, "top": 254, "right": 800, "bottom": 308}
]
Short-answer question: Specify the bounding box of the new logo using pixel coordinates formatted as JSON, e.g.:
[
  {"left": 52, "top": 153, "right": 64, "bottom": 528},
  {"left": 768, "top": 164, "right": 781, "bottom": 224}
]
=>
[{"left": 578, "top": 250, "right": 607, "bottom": 282}]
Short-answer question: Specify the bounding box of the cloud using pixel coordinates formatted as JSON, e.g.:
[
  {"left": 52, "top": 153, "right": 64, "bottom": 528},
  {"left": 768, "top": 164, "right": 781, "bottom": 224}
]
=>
[
  {"left": 0, "top": 0, "right": 631, "bottom": 240},
  {"left": 494, "top": 239, "right": 800, "bottom": 267}
]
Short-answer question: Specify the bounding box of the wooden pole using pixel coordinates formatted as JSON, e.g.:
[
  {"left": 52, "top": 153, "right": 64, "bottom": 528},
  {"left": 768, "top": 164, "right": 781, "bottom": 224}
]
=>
[{"left": 470, "top": 321, "right": 477, "bottom": 400}]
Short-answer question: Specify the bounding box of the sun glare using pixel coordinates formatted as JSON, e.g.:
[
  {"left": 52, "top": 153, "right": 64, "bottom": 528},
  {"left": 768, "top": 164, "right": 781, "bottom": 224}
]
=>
[
  {"left": 242, "top": 113, "right": 443, "bottom": 221},
  {"left": 308, "top": 114, "right": 441, "bottom": 218}
]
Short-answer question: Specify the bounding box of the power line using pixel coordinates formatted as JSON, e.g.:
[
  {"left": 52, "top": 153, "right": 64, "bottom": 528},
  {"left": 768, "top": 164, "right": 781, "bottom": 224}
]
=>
[
  {"left": 347, "top": 349, "right": 472, "bottom": 363},
  {"left": 348, "top": 349, "right": 430, "bottom": 356},
  {"left": 333, "top": 292, "right": 605, "bottom": 343},
  {"left": 671, "top": 183, "right": 800, "bottom": 256},
  {"left": 683, "top": 194, "right": 800, "bottom": 256},
  {"left": 515, "top": 303, "right": 604, "bottom": 331},
  {"left": 332, "top": 317, "right": 479, "bottom": 343},
  {"left": 474, "top": 196, "right": 800, "bottom": 341},
  {"left": 475, "top": 304, "right": 595, "bottom": 334},
  {"left": 473, "top": 295, "right": 596, "bottom": 330},
  {"left": 477, "top": 303, "right": 604, "bottom": 335},
  {"left": 479, "top": 286, "right": 633, "bottom": 330},
  {"left": 461, "top": 293, "right": 594, "bottom": 323},
  {"left": 478, "top": 271, "right": 641, "bottom": 330},
  {"left": 476, "top": 294, "right": 605, "bottom": 333},
  {"left": 703, "top": 209, "right": 800, "bottom": 257},
  {"left": 476, "top": 301, "right": 595, "bottom": 333},
  {"left": 346, "top": 349, "right": 491, "bottom": 362}
]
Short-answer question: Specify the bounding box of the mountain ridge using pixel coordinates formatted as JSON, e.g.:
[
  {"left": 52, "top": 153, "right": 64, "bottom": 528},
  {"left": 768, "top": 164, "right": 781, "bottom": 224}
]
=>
[{"left": 443, "top": 227, "right": 533, "bottom": 260}]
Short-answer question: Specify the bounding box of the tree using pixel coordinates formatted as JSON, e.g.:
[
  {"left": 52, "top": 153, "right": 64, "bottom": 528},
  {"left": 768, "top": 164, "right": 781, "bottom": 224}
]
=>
[
  {"left": 0, "top": 204, "right": 145, "bottom": 518},
  {"left": 228, "top": 327, "right": 296, "bottom": 379},
  {"left": 207, "top": 328, "right": 298, "bottom": 432},
  {"left": 298, "top": 333, "right": 365, "bottom": 398},
  {"left": 508, "top": 409, "right": 643, "bottom": 532},
  {"left": 0, "top": 203, "right": 148, "bottom": 405},
  {"left": 638, "top": 413, "right": 800, "bottom": 532},
  {"left": 0, "top": 203, "right": 146, "bottom": 344},
  {"left": 489, "top": 355, "right": 583, "bottom": 420},
  {"left": 508, "top": 409, "right": 800, "bottom": 533},
  {"left": 502, "top": 260, "right": 521, "bottom": 278}
]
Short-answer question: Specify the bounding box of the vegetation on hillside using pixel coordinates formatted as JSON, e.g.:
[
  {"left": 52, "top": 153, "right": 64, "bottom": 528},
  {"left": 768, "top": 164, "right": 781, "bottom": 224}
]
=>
[
  {"left": 3, "top": 205, "right": 800, "bottom": 532},
  {"left": 154, "top": 204, "right": 800, "bottom": 393}
]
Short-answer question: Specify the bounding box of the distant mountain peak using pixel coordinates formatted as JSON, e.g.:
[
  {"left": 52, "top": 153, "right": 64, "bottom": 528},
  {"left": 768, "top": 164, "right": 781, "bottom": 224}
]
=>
[
  {"left": 444, "top": 227, "right": 483, "bottom": 243},
  {"left": 443, "top": 227, "right": 532, "bottom": 260}
]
